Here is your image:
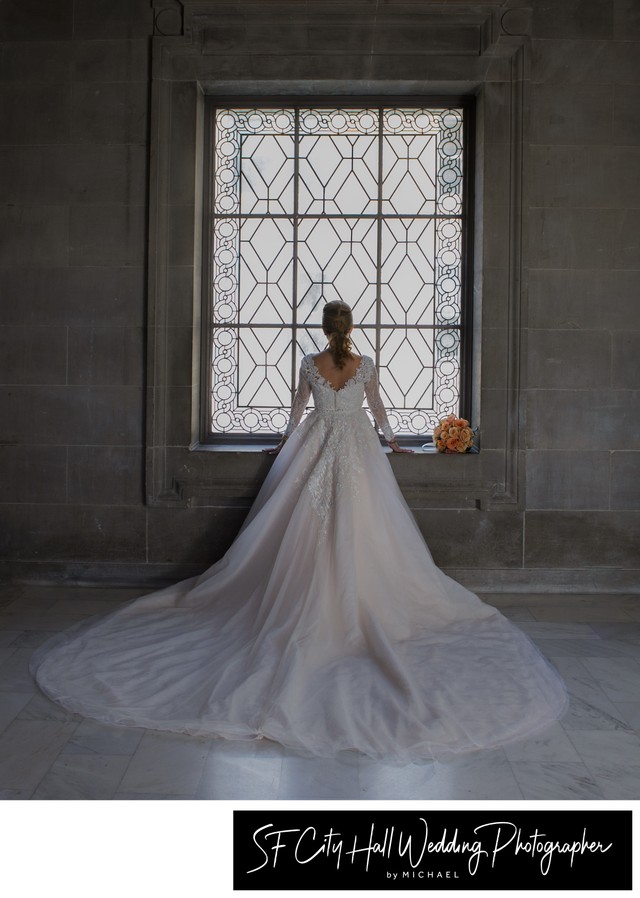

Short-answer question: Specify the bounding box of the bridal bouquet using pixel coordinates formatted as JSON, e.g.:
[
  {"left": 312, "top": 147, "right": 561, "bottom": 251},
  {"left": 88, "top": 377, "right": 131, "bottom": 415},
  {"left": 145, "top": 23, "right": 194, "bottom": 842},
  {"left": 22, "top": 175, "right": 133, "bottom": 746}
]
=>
[{"left": 434, "top": 415, "right": 476, "bottom": 453}]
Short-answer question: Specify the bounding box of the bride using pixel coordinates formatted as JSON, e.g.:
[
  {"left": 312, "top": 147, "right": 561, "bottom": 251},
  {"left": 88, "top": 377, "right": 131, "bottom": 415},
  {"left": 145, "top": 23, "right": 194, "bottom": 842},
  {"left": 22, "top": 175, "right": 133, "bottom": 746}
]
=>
[{"left": 30, "top": 301, "right": 568, "bottom": 764}]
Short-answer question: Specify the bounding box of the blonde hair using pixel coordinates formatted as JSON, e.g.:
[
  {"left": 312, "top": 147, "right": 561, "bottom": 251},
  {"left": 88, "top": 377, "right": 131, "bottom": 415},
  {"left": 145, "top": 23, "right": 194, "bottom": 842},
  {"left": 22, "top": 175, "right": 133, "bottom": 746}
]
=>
[{"left": 322, "top": 301, "right": 353, "bottom": 369}]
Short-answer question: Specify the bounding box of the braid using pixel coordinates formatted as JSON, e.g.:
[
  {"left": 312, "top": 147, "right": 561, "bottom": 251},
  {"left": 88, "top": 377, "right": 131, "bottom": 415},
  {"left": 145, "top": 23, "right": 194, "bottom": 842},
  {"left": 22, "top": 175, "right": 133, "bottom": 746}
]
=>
[{"left": 322, "top": 301, "right": 354, "bottom": 369}]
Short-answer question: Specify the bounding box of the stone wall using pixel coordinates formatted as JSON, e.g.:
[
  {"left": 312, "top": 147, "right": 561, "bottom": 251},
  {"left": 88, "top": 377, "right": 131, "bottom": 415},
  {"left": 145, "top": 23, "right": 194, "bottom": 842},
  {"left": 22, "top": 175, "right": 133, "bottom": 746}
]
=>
[
  {"left": 0, "top": 0, "right": 638, "bottom": 592},
  {"left": 0, "top": 0, "right": 152, "bottom": 579},
  {"left": 522, "top": 0, "right": 640, "bottom": 588}
]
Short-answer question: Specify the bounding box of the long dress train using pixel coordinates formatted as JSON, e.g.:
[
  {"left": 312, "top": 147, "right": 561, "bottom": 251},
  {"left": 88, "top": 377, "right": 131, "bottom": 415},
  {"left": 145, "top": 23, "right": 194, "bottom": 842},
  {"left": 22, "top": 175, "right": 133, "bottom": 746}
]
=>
[{"left": 30, "top": 355, "right": 568, "bottom": 764}]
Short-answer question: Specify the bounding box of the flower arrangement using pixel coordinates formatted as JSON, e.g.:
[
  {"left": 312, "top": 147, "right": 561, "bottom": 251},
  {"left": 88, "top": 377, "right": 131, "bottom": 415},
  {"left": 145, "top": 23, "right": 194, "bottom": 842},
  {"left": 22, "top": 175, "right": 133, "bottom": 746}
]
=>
[{"left": 433, "top": 415, "right": 476, "bottom": 453}]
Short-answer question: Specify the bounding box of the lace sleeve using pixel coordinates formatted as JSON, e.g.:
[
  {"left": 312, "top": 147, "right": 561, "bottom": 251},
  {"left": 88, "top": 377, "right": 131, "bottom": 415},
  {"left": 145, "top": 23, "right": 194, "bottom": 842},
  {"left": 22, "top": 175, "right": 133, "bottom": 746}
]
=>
[
  {"left": 364, "top": 359, "right": 395, "bottom": 442},
  {"left": 283, "top": 358, "right": 312, "bottom": 436}
]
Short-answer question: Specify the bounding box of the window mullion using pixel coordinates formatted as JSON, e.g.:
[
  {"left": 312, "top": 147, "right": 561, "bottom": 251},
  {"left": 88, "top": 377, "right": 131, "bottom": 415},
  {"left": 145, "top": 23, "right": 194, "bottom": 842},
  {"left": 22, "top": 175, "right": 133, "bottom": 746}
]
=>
[
  {"left": 291, "top": 107, "right": 300, "bottom": 405},
  {"left": 374, "top": 106, "right": 383, "bottom": 370}
]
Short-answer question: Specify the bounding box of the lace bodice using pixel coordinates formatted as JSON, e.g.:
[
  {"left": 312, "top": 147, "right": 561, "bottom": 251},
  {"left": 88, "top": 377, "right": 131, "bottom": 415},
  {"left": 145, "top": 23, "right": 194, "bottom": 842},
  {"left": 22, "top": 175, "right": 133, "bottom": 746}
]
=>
[{"left": 283, "top": 354, "right": 395, "bottom": 441}]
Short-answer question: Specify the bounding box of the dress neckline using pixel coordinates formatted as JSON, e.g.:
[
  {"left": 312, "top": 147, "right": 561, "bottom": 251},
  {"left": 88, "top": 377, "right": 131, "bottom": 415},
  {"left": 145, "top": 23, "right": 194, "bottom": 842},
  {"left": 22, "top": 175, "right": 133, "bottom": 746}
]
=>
[{"left": 309, "top": 355, "right": 365, "bottom": 394}]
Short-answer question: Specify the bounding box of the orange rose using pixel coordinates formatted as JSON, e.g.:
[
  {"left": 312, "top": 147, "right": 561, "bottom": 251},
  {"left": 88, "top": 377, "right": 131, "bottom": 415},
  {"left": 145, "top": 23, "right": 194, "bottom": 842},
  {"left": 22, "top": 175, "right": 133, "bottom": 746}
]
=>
[
  {"left": 448, "top": 426, "right": 460, "bottom": 437},
  {"left": 446, "top": 436, "right": 459, "bottom": 451},
  {"left": 435, "top": 439, "right": 445, "bottom": 451},
  {"left": 447, "top": 414, "right": 456, "bottom": 423},
  {"left": 434, "top": 425, "right": 442, "bottom": 438},
  {"left": 455, "top": 418, "right": 467, "bottom": 428},
  {"left": 456, "top": 441, "right": 467, "bottom": 453},
  {"left": 461, "top": 427, "right": 472, "bottom": 441}
]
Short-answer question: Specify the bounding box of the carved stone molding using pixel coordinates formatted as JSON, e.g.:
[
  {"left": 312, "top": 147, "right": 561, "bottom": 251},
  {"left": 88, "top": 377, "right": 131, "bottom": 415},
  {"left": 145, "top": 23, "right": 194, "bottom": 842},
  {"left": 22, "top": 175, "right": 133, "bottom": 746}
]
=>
[
  {"left": 152, "top": 0, "right": 184, "bottom": 37},
  {"left": 500, "top": 7, "right": 532, "bottom": 37}
]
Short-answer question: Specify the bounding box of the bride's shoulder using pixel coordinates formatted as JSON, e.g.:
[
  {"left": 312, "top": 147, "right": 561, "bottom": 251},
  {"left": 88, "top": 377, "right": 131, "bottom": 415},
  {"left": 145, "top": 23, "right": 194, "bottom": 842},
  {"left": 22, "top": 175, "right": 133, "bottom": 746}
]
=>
[
  {"left": 359, "top": 356, "right": 376, "bottom": 382},
  {"left": 300, "top": 353, "right": 321, "bottom": 377}
]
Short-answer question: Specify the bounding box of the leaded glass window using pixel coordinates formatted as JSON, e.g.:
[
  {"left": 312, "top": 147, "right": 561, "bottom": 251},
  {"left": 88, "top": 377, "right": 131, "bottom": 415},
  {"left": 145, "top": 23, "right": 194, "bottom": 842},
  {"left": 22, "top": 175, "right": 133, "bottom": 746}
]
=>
[{"left": 204, "top": 100, "right": 472, "bottom": 442}]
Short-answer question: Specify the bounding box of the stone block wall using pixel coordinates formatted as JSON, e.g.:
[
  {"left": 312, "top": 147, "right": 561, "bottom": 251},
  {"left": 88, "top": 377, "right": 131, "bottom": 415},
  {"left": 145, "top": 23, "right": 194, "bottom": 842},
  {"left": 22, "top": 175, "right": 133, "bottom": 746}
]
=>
[
  {"left": 0, "top": 0, "right": 153, "bottom": 579},
  {"left": 0, "top": 0, "right": 638, "bottom": 592},
  {"left": 522, "top": 0, "right": 640, "bottom": 586}
]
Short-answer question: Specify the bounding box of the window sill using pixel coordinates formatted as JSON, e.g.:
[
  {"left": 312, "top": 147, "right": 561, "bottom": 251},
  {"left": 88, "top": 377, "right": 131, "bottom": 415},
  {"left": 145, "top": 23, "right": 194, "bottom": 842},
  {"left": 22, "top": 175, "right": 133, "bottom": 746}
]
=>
[{"left": 192, "top": 442, "right": 479, "bottom": 455}]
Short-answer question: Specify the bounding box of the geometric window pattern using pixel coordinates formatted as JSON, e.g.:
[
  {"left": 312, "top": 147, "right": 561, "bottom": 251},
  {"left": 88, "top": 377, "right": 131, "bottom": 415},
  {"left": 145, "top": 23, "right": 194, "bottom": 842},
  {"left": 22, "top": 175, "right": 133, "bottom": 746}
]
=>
[{"left": 209, "top": 105, "right": 466, "bottom": 437}]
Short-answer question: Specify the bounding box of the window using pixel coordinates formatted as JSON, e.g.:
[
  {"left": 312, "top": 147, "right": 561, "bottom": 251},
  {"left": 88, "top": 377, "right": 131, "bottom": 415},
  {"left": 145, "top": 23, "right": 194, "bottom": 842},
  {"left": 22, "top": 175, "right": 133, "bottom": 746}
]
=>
[{"left": 202, "top": 98, "right": 473, "bottom": 444}]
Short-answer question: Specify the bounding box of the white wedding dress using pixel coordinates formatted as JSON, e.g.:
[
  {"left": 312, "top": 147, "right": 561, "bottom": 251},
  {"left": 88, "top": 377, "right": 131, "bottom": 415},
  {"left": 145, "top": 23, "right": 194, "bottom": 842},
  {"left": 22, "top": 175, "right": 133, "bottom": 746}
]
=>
[{"left": 31, "top": 355, "right": 568, "bottom": 763}]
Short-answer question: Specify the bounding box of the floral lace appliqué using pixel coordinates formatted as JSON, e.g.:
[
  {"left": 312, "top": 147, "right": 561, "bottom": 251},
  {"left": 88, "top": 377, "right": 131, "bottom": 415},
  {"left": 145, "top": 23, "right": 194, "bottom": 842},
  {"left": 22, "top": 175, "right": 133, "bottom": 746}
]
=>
[
  {"left": 306, "top": 414, "right": 366, "bottom": 531},
  {"left": 282, "top": 354, "right": 396, "bottom": 530}
]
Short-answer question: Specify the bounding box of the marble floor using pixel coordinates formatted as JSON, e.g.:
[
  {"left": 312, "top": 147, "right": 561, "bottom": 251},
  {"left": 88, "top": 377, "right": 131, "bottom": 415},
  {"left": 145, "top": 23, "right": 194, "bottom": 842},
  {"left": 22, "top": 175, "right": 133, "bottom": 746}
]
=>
[{"left": 0, "top": 586, "right": 639, "bottom": 801}]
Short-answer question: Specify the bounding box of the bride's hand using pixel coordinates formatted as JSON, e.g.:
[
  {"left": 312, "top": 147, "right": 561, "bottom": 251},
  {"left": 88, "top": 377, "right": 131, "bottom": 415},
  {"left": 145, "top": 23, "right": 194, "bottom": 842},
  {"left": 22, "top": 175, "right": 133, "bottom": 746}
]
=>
[
  {"left": 388, "top": 439, "right": 414, "bottom": 454},
  {"left": 263, "top": 437, "right": 288, "bottom": 455}
]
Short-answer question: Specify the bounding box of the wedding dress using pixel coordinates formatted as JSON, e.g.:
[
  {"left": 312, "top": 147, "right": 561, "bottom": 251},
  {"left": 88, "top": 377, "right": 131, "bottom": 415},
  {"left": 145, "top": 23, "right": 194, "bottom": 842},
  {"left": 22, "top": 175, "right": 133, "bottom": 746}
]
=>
[{"left": 31, "top": 355, "right": 568, "bottom": 763}]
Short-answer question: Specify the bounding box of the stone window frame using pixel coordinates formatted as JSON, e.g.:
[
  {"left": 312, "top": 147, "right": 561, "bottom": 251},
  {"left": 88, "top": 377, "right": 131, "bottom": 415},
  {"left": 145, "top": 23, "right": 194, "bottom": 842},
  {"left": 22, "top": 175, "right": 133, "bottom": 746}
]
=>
[{"left": 147, "top": 1, "right": 530, "bottom": 514}]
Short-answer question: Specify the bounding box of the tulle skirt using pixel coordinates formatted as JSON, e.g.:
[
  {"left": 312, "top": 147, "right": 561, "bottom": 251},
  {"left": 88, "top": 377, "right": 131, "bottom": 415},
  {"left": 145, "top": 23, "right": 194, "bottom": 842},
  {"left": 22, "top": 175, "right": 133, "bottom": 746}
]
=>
[{"left": 31, "top": 410, "right": 568, "bottom": 764}]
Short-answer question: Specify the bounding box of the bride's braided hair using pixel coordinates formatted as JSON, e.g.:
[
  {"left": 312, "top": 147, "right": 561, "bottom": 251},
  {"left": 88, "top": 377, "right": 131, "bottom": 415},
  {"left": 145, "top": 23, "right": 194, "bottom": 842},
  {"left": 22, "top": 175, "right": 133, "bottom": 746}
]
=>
[{"left": 322, "top": 301, "right": 353, "bottom": 369}]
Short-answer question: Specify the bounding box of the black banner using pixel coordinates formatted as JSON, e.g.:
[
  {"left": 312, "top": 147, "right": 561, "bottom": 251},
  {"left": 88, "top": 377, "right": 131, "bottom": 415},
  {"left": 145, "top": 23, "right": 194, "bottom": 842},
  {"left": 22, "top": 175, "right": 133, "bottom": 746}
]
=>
[{"left": 233, "top": 810, "right": 632, "bottom": 891}]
